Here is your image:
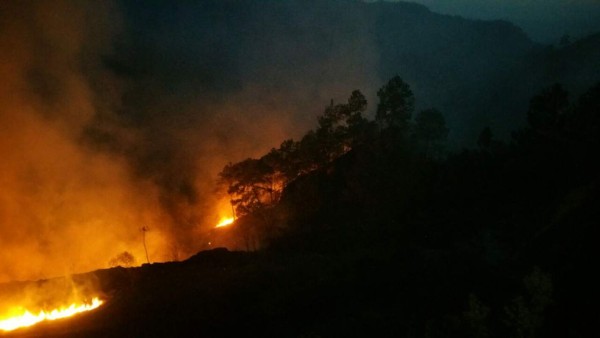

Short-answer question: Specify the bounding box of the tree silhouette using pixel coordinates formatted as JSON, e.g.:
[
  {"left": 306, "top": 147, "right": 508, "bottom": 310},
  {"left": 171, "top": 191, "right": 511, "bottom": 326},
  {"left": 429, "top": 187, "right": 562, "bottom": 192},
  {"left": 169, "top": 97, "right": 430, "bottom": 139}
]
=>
[
  {"left": 219, "top": 158, "right": 275, "bottom": 217},
  {"left": 527, "top": 83, "right": 568, "bottom": 133},
  {"left": 345, "top": 90, "right": 375, "bottom": 147},
  {"left": 504, "top": 267, "right": 553, "bottom": 338},
  {"left": 217, "top": 89, "right": 375, "bottom": 226},
  {"left": 316, "top": 100, "right": 347, "bottom": 163},
  {"left": 413, "top": 108, "right": 448, "bottom": 157},
  {"left": 108, "top": 251, "right": 137, "bottom": 267},
  {"left": 569, "top": 82, "right": 600, "bottom": 145},
  {"left": 347, "top": 90, "right": 367, "bottom": 115},
  {"left": 477, "top": 127, "right": 493, "bottom": 149},
  {"left": 315, "top": 91, "right": 369, "bottom": 161},
  {"left": 262, "top": 140, "right": 300, "bottom": 184},
  {"left": 376, "top": 75, "right": 415, "bottom": 131},
  {"left": 559, "top": 34, "right": 571, "bottom": 47}
]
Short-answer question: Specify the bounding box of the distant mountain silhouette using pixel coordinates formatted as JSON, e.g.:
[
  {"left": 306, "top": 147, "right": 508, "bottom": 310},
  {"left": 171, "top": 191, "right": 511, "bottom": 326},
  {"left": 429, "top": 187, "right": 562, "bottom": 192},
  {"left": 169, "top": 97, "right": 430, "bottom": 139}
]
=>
[
  {"left": 113, "top": 0, "right": 539, "bottom": 142},
  {"left": 113, "top": 0, "right": 600, "bottom": 146}
]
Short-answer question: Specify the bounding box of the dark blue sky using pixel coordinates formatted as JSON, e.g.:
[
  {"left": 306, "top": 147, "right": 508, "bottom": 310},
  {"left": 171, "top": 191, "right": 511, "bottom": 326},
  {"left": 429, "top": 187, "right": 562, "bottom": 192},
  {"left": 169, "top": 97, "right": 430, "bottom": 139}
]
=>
[{"left": 373, "top": 0, "right": 600, "bottom": 42}]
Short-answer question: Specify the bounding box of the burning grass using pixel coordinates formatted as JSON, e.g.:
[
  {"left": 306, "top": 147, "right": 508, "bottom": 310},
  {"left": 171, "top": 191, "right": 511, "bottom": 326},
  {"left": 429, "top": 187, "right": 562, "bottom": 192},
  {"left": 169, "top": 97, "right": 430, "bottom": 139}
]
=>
[
  {"left": 216, "top": 217, "right": 235, "bottom": 228},
  {"left": 0, "top": 275, "right": 104, "bottom": 333},
  {"left": 0, "top": 297, "right": 103, "bottom": 332}
]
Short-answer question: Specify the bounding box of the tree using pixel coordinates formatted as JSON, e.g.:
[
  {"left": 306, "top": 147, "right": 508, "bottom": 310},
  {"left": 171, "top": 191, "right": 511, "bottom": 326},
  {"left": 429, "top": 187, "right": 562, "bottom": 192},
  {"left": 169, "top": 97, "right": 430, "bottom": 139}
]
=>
[
  {"left": 297, "top": 130, "right": 323, "bottom": 172},
  {"left": 108, "top": 251, "right": 136, "bottom": 267},
  {"left": 559, "top": 34, "right": 571, "bottom": 47},
  {"left": 259, "top": 144, "right": 301, "bottom": 201},
  {"left": 463, "top": 294, "right": 490, "bottom": 338},
  {"left": 413, "top": 108, "right": 448, "bottom": 157},
  {"left": 266, "top": 139, "right": 302, "bottom": 183},
  {"left": 527, "top": 83, "right": 569, "bottom": 133},
  {"left": 310, "top": 90, "right": 371, "bottom": 163},
  {"left": 504, "top": 267, "right": 553, "bottom": 338},
  {"left": 316, "top": 100, "right": 348, "bottom": 162},
  {"left": 219, "top": 158, "right": 274, "bottom": 217},
  {"left": 569, "top": 81, "right": 600, "bottom": 145},
  {"left": 376, "top": 75, "right": 415, "bottom": 131},
  {"left": 347, "top": 90, "right": 367, "bottom": 115},
  {"left": 345, "top": 90, "right": 375, "bottom": 147},
  {"left": 218, "top": 89, "right": 373, "bottom": 225},
  {"left": 477, "top": 127, "right": 493, "bottom": 149}
]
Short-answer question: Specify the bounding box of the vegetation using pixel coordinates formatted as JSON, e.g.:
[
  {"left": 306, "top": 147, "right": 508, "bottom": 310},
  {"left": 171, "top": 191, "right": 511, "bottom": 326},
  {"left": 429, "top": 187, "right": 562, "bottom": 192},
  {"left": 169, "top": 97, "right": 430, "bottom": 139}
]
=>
[
  {"left": 214, "top": 76, "right": 599, "bottom": 337},
  {"left": 218, "top": 76, "right": 450, "bottom": 219},
  {"left": 108, "top": 251, "right": 136, "bottom": 268},
  {"left": 219, "top": 89, "right": 376, "bottom": 220},
  {"left": 6, "top": 77, "right": 596, "bottom": 338}
]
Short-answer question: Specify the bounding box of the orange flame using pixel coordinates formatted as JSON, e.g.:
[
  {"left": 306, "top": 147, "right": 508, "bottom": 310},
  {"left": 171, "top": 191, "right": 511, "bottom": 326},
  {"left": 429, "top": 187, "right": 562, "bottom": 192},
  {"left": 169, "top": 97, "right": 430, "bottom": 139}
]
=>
[
  {"left": 215, "top": 217, "right": 234, "bottom": 228},
  {"left": 0, "top": 297, "right": 103, "bottom": 332}
]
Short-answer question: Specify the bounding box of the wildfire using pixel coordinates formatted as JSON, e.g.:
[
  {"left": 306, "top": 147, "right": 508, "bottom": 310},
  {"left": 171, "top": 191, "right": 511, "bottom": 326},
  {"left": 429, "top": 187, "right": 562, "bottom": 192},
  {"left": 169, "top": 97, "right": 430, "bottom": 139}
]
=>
[
  {"left": 215, "top": 217, "right": 234, "bottom": 228},
  {"left": 0, "top": 297, "right": 103, "bottom": 332}
]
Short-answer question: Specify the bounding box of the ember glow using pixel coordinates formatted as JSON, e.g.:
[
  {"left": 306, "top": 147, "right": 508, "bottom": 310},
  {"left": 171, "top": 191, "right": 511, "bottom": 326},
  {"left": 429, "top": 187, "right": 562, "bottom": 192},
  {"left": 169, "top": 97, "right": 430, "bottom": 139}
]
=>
[
  {"left": 216, "top": 217, "right": 235, "bottom": 228},
  {"left": 0, "top": 297, "right": 103, "bottom": 332}
]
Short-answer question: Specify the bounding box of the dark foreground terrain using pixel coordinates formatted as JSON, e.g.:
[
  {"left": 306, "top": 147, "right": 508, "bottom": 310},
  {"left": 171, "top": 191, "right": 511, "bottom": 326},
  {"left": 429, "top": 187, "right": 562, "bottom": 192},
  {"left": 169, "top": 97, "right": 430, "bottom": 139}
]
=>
[
  {"left": 2, "top": 247, "right": 424, "bottom": 337},
  {"left": 2, "top": 80, "right": 600, "bottom": 338},
  {"left": 1, "top": 229, "right": 598, "bottom": 338}
]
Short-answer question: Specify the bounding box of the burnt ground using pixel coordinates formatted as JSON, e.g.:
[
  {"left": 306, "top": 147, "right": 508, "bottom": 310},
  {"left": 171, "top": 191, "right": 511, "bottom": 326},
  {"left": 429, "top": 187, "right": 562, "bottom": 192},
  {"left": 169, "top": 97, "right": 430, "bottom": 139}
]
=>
[{"left": 1, "top": 247, "right": 407, "bottom": 338}]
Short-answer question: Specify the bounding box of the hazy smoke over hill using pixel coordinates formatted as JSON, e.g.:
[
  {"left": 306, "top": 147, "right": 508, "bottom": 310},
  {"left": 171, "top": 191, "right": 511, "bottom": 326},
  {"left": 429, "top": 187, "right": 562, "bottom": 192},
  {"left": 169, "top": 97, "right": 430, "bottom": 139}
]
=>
[
  {"left": 0, "top": 1, "right": 156, "bottom": 281},
  {"left": 0, "top": 0, "right": 381, "bottom": 281},
  {"left": 1, "top": 0, "right": 597, "bottom": 282}
]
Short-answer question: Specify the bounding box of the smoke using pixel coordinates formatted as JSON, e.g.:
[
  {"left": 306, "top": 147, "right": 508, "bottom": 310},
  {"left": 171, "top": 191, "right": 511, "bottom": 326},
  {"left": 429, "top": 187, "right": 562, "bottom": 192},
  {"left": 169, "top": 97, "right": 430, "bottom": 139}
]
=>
[
  {"left": 0, "top": 0, "right": 171, "bottom": 282},
  {"left": 81, "top": 0, "right": 381, "bottom": 251},
  {"left": 0, "top": 0, "right": 381, "bottom": 281},
  {"left": 0, "top": 274, "right": 102, "bottom": 318}
]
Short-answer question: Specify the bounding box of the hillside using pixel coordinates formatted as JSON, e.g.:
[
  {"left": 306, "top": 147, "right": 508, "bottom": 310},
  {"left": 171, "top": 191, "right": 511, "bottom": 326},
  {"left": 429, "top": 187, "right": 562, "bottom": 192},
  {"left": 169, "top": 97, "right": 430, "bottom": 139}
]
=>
[
  {"left": 207, "top": 78, "right": 600, "bottom": 336},
  {"left": 1, "top": 249, "right": 419, "bottom": 337},
  {"left": 114, "top": 0, "right": 536, "bottom": 146},
  {"left": 1, "top": 2, "right": 599, "bottom": 337}
]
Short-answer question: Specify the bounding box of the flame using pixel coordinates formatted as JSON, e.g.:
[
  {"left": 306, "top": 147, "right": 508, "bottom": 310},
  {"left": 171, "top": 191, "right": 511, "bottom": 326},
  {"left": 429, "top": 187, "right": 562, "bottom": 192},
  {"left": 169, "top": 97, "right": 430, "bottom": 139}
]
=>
[
  {"left": 214, "top": 198, "right": 235, "bottom": 228},
  {"left": 0, "top": 297, "right": 103, "bottom": 332},
  {"left": 215, "top": 217, "right": 234, "bottom": 228}
]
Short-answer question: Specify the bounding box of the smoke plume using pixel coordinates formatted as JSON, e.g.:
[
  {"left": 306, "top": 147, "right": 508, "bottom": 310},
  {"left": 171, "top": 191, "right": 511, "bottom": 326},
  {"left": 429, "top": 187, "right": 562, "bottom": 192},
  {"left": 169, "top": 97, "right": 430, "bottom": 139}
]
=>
[{"left": 0, "top": 0, "right": 380, "bottom": 282}]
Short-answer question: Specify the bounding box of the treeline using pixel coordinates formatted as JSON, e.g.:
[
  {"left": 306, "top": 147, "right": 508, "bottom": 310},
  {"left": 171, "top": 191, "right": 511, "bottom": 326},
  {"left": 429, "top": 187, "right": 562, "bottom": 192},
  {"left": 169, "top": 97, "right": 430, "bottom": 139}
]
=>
[
  {"left": 213, "top": 78, "right": 600, "bottom": 337},
  {"left": 219, "top": 75, "right": 449, "bottom": 219}
]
